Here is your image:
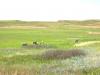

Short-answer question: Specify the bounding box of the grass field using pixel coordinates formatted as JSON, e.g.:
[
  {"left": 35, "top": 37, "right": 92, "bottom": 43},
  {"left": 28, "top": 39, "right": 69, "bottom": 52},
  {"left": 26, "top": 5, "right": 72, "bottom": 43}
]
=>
[{"left": 0, "top": 20, "right": 100, "bottom": 75}]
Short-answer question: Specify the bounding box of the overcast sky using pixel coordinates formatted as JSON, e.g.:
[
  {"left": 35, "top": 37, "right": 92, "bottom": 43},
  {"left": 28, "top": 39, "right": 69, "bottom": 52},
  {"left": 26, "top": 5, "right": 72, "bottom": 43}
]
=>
[{"left": 0, "top": 0, "right": 100, "bottom": 21}]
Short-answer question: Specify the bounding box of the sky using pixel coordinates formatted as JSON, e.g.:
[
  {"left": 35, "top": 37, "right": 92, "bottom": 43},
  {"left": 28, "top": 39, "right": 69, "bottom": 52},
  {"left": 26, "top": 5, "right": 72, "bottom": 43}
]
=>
[{"left": 0, "top": 0, "right": 100, "bottom": 21}]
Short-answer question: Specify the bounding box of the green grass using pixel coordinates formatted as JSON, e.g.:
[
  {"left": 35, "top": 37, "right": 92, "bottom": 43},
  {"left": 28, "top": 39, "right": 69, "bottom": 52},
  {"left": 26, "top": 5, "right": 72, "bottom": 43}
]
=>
[{"left": 0, "top": 27, "right": 99, "bottom": 48}]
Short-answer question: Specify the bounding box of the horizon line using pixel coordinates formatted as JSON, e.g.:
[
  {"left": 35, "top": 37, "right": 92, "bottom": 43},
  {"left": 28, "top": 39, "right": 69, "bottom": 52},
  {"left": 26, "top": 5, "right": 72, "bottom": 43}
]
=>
[{"left": 0, "top": 19, "right": 100, "bottom": 22}]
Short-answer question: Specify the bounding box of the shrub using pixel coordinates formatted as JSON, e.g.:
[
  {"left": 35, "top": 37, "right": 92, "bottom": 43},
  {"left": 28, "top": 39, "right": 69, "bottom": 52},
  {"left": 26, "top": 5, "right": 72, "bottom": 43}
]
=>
[
  {"left": 22, "top": 43, "right": 56, "bottom": 49},
  {"left": 41, "top": 49, "right": 85, "bottom": 60}
]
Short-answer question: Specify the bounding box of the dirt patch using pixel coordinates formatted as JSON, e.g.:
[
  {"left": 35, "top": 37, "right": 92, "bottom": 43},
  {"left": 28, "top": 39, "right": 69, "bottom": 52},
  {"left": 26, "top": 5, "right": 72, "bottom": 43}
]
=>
[
  {"left": 77, "top": 25, "right": 100, "bottom": 29},
  {"left": 74, "top": 41, "right": 100, "bottom": 47},
  {"left": 88, "top": 32, "right": 100, "bottom": 35},
  {"left": 0, "top": 26, "right": 47, "bottom": 29}
]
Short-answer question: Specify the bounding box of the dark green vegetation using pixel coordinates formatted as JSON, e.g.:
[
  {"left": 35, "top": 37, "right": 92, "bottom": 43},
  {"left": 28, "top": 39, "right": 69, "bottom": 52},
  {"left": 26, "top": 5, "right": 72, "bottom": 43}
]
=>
[{"left": 0, "top": 20, "right": 100, "bottom": 75}]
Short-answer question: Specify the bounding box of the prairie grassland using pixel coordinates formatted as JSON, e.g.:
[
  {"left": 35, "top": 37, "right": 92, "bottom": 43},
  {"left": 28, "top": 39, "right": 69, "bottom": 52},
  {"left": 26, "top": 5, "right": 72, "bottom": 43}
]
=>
[{"left": 0, "top": 20, "right": 100, "bottom": 75}]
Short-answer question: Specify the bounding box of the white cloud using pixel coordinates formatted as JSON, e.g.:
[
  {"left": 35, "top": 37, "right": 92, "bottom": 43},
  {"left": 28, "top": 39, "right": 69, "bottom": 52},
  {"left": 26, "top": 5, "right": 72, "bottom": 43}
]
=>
[{"left": 0, "top": 0, "right": 100, "bottom": 21}]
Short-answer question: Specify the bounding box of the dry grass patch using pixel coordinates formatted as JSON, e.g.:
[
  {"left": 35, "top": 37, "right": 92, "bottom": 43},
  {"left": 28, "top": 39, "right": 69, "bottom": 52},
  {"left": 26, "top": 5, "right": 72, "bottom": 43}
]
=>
[
  {"left": 0, "top": 26, "right": 47, "bottom": 29},
  {"left": 0, "top": 67, "right": 37, "bottom": 75},
  {"left": 88, "top": 32, "right": 100, "bottom": 35}
]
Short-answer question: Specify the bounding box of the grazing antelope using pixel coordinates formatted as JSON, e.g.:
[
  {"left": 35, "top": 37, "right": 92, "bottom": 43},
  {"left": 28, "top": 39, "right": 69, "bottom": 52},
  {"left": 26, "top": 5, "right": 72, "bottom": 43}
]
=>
[
  {"left": 33, "top": 41, "right": 38, "bottom": 45},
  {"left": 75, "top": 39, "right": 79, "bottom": 43}
]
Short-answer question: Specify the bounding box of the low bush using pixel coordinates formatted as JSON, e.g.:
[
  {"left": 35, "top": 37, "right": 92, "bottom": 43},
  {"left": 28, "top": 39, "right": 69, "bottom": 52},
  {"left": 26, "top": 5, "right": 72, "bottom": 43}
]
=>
[
  {"left": 41, "top": 49, "right": 86, "bottom": 59},
  {"left": 22, "top": 44, "right": 56, "bottom": 49}
]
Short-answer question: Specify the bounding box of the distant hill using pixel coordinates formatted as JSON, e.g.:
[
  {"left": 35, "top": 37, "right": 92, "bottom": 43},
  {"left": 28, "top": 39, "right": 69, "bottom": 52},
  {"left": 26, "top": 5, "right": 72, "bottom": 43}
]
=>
[
  {"left": 0, "top": 20, "right": 100, "bottom": 26},
  {"left": 58, "top": 20, "right": 100, "bottom": 25}
]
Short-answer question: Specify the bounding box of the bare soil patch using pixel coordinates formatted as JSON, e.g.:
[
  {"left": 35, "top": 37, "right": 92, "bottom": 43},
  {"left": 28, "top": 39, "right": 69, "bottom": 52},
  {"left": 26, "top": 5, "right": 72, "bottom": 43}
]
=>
[
  {"left": 88, "top": 32, "right": 100, "bottom": 35},
  {"left": 77, "top": 25, "right": 100, "bottom": 29},
  {"left": 75, "top": 41, "right": 100, "bottom": 46}
]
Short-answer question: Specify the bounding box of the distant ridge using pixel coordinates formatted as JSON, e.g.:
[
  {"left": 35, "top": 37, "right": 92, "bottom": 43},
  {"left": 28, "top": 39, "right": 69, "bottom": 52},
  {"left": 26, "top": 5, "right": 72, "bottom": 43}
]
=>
[
  {"left": 0, "top": 19, "right": 100, "bottom": 22},
  {"left": 0, "top": 20, "right": 100, "bottom": 25},
  {"left": 58, "top": 19, "right": 100, "bottom": 25}
]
